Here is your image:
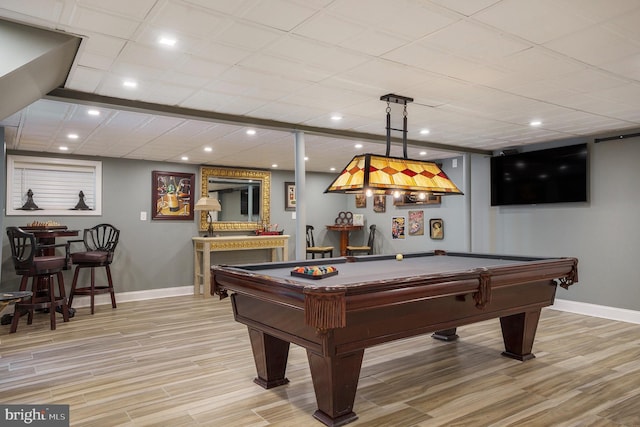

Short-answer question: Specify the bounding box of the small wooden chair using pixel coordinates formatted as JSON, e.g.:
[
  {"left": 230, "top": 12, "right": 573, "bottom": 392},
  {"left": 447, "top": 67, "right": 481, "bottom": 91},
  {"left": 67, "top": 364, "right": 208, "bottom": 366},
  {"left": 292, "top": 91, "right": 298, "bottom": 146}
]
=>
[
  {"left": 347, "top": 224, "right": 376, "bottom": 255},
  {"left": 6, "top": 226, "right": 71, "bottom": 333},
  {"left": 306, "top": 225, "right": 334, "bottom": 259},
  {"left": 68, "top": 224, "right": 120, "bottom": 314}
]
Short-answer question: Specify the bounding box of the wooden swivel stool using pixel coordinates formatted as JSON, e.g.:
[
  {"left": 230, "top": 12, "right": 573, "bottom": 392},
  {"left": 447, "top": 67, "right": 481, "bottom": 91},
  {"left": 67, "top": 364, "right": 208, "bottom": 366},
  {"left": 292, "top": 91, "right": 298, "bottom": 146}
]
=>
[
  {"left": 69, "top": 224, "right": 120, "bottom": 314},
  {"left": 6, "top": 227, "right": 71, "bottom": 333}
]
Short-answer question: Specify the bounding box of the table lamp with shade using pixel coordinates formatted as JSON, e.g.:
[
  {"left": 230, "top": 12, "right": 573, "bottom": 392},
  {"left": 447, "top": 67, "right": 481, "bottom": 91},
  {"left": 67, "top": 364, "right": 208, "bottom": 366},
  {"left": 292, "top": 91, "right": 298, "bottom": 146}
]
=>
[{"left": 194, "top": 196, "right": 221, "bottom": 236}]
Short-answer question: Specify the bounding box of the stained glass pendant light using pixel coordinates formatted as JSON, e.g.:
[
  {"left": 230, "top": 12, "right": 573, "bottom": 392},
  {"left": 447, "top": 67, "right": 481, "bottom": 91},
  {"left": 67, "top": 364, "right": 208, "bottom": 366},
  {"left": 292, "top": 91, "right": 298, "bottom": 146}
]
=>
[{"left": 325, "top": 94, "right": 463, "bottom": 197}]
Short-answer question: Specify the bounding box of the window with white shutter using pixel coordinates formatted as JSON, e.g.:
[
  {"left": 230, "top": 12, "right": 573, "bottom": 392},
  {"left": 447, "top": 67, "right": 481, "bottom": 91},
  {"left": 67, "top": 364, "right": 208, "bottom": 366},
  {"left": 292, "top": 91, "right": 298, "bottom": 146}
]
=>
[{"left": 6, "top": 155, "right": 102, "bottom": 216}]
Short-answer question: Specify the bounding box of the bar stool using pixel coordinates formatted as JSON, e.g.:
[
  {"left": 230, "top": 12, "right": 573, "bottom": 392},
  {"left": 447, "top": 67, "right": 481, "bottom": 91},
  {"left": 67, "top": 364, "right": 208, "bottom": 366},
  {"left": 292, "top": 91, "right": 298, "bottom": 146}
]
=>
[
  {"left": 69, "top": 224, "right": 120, "bottom": 314},
  {"left": 6, "top": 227, "right": 71, "bottom": 333}
]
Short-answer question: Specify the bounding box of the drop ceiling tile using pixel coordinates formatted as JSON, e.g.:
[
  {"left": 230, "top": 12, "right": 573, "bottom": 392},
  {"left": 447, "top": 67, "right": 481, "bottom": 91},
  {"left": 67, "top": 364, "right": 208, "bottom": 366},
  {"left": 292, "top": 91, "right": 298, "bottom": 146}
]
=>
[
  {"left": 340, "top": 59, "right": 432, "bottom": 92},
  {"left": 472, "top": 0, "right": 593, "bottom": 44},
  {"left": 265, "top": 35, "right": 370, "bottom": 73},
  {"left": 339, "top": 29, "right": 411, "bottom": 57},
  {"left": 242, "top": 0, "right": 319, "bottom": 31},
  {"left": 239, "top": 53, "right": 330, "bottom": 83},
  {"left": 149, "top": 1, "right": 229, "bottom": 39},
  {"left": 69, "top": 5, "right": 141, "bottom": 39},
  {"left": 216, "top": 21, "right": 284, "bottom": 51},
  {"left": 567, "top": 0, "right": 640, "bottom": 24},
  {"left": 602, "top": 6, "right": 640, "bottom": 42},
  {"left": 78, "top": 0, "right": 156, "bottom": 21},
  {"left": 420, "top": 20, "right": 531, "bottom": 63},
  {"left": 0, "top": 0, "right": 65, "bottom": 24},
  {"left": 191, "top": 41, "right": 253, "bottom": 66},
  {"left": 292, "top": 12, "right": 366, "bottom": 45},
  {"left": 600, "top": 53, "right": 640, "bottom": 81},
  {"left": 328, "top": 0, "right": 458, "bottom": 39},
  {"left": 544, "top": 25, "right": 640, "bottom": 66},
  {"left": 429, "top": 0, "right": 501, "bottom": 16},
  {"left": 117, "top": 42, "right": 188, "bottom": 70},
  {"left": 78, "top": 32, "right": 126, "bottom": 57},
  {"left": 182, "top": 0, "right": 255, "bottom": 16}
]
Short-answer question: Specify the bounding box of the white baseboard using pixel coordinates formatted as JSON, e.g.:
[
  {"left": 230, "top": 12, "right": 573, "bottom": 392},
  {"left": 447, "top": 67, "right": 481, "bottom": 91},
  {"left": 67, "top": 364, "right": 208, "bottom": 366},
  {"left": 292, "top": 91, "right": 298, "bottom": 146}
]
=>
[
  {"left": 0, "top": 286, "right": 195, "bottom": 316},
  {"left": 550, "top": 298, "right": 640, "bottom": 324},
  {"left": 70, "top": 285, "right": 195, "bottom": 308}
]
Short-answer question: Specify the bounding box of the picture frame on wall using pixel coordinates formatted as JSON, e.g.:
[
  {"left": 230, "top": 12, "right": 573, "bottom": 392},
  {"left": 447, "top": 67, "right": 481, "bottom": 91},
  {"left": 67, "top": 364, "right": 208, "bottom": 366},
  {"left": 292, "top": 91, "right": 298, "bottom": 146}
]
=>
[
  {"left": 393, "top": 193, "right": 441, "bottom": 206},
  {"left": 392, "top": 216, "right": 405, "bottom": 239},
  {"left": 430, "top": 218, "right": 444, "bottom": 240},
  {"left": 408, "top": 210, "right": 424, "bottom": 236},
  {"left": 373, "top": 195, "right": 386, "bottom": 213},
  {"left": 355, "top": 194, "right": 366, "bottom": 208},
  {"left": 152, "top": 171, "right": 194, "bottom": 220},
  {"left": 285, "top": 182, "right": 296, "bottom": 211}
]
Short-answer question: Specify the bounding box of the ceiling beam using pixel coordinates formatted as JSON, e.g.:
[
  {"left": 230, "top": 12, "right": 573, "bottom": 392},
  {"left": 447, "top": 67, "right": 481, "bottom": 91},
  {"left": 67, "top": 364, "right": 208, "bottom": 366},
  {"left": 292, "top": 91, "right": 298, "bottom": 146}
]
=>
[{"left": 46, "top": 88, "right": 493, "bottom": 156}]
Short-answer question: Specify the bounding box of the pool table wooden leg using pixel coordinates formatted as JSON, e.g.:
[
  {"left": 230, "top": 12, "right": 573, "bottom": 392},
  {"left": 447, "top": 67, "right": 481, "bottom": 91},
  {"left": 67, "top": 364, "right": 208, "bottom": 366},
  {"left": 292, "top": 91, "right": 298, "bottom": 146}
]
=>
[
  {"left": 247, "top": 327, "right": 291, "bottom": 389},
  {"left": 500, "top": 309, "right": 541, "bottom": 361},
  {"left": 307, "top": 349, "right": 364, "bottom": 427}
]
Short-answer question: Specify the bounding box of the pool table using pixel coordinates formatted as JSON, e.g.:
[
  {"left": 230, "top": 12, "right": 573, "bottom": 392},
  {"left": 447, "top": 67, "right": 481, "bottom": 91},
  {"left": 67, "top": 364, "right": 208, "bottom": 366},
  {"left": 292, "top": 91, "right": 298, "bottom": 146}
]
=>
[{"left": 212, "top": 251, "right": 578, "bottom": 427}]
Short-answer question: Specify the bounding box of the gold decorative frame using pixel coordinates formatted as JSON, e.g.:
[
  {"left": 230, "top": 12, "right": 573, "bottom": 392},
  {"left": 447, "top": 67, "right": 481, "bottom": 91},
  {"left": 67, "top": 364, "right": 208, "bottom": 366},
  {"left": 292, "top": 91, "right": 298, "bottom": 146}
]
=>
[{"left": 199, "top": 166, "right": 271, "bottom": 232}]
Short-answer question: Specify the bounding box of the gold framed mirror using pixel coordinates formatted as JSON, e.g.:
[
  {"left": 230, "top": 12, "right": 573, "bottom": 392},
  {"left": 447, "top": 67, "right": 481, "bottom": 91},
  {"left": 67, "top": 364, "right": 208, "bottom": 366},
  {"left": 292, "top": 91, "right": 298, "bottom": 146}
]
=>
[{"left": 199, "top": 166, "right": 270, "bottom": 232}]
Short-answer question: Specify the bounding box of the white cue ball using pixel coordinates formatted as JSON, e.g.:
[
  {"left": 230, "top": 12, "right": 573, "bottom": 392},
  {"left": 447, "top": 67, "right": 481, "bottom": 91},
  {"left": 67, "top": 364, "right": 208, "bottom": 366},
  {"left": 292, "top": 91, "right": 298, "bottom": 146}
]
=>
[{"left": 396, "top": 254, "right": 403, "bottom": 261}]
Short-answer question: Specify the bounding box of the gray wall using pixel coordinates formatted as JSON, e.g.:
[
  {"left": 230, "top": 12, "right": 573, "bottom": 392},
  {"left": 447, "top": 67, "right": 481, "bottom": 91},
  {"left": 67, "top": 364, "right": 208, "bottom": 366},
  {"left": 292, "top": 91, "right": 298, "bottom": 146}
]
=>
[
  {"left": 1, "top": 155, "right": 199, "bottom": 293},
  {"left": 470, "top": 137, "right": 640, "bottom": 311},
  {"left": 0, "top": 153, "right": 349, "bottom": 293},
  {"left": 3, "top": 139, "right": 639, "bottom": 313}
]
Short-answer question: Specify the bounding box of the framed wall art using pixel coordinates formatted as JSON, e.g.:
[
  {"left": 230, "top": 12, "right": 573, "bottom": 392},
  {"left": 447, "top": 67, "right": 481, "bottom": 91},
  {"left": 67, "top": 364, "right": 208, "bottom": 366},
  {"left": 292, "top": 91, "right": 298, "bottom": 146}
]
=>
[
  {"left": 392, "top": 216, "right": 405, "bottom": 239},
  {"left": 373, "top": 195, "right": 386, "bottom": 213},
  {"left": 393, "top": 193, "right": 441, "bottom": 206},
  {"left": 429, "top": 218, "right": 444, "bottom": 240},
  {"left": 285, "top": 182, "right": 296, "bottom": 211},
  {"left": 408, "top": 210, "right": 424, "bottom": 236},
  {"left": 152, "top": 171, "right": 194, "bottom": 220}
]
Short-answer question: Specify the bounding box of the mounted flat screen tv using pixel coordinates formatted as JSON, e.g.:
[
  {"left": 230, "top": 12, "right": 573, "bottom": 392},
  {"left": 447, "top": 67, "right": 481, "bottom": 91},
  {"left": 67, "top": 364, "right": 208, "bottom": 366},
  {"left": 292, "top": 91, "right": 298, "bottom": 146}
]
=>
[{"left": 491, "top": 143, "right": 588, "bottom": 206}]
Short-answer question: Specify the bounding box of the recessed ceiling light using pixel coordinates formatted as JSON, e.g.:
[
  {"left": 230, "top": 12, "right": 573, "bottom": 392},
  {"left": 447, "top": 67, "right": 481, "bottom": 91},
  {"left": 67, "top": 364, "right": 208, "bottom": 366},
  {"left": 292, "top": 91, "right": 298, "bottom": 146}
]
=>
[
  {"left": 67, "top": 133, "right": 78, "bottom": 139},
  {"left": 123, "top": 80, "right": 137, "bottom": 89},
  {"left": 181, "top": 156, "right": 188, "bottom": 161},
  {"left": 204, "top": 147, "right": 213, "bottom": 152},
  {"left": 304, "top": 156, "right": 309, "bottom": 161},
  {"left": 354, "top": 143, "right": 363, "bottom": 149},
  {"left": 419, "top": 151, "right": 427, "bottom": 156},
  {"left": 158, "top": 36, "right": 177, "bottom": 47},
  {"left": 59, "top": 146, "right": 68, "bottom": 151},
  {"left": 420, "top": 129, "right": 430, "bottom": 135},
  {"left": 530, "top": 120, "right": 542, "bottom": 126},
  {"left": 331, "top": 114, "right": 342, "bottom": 121},
  {"left": 271, "top": 164, "right": 278, "bottom": 168},
  {"left": 246, "top": 129, "right": 256, "bottom": 135},
  {"left": 330, "top": 167, "right": 336, "bottom": 171},
  {"left": 87, "top": 109, "right": 100, "bottom": 116}
]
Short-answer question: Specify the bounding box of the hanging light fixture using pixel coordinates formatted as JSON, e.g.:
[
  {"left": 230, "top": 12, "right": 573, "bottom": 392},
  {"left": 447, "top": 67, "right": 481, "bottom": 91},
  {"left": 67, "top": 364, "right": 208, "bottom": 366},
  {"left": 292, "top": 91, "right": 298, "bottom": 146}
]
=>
[{"left": 325, "top": 94, "right": 463, "bottom": 197}]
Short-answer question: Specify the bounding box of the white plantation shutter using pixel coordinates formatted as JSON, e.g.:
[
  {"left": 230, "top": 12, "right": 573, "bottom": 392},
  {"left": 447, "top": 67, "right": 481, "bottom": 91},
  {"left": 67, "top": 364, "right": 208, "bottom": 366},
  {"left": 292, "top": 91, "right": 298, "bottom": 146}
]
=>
[{"left": 6, "top": 155, "right": 102, "bottom": 216}]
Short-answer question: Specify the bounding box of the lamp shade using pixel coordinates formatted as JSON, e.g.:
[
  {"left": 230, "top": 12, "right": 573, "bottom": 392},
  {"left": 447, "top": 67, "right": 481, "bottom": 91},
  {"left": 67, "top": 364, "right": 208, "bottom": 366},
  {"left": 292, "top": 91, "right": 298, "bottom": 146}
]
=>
[
  {"left": 324, "top": 154, "right": 463, "bottom": 195},
  {"left": 194, "top": 196, "right": 221, "bottom": 211}
]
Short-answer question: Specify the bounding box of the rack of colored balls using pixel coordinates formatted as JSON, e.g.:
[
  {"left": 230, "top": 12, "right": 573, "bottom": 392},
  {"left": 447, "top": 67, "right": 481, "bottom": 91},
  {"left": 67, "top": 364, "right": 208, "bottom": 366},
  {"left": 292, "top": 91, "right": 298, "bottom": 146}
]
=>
[{"left": 291, "top": 265, "right": 338, "bottom": 279}]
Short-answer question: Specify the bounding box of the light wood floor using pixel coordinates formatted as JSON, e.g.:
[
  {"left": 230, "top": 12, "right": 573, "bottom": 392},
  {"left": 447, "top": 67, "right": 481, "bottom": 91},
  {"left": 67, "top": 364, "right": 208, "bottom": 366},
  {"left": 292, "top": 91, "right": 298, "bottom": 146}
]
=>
[{"left": 2, "top": 296, "right": 640, "bottom": 427}]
